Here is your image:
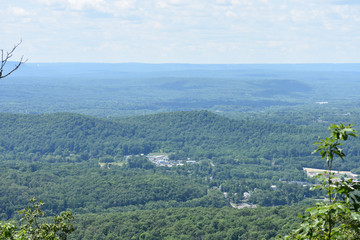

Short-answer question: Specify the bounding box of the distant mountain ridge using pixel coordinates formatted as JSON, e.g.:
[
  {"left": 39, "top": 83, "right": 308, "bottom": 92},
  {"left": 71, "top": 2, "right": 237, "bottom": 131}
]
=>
[{"left": 1, "top": 63, "right": 360, "bottom": 117}]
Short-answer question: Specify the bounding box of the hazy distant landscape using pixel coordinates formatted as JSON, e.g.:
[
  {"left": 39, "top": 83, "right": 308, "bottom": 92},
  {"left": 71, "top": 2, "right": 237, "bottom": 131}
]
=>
[{"left": 2, "top": 63, "right": 359, "bottom": 117}]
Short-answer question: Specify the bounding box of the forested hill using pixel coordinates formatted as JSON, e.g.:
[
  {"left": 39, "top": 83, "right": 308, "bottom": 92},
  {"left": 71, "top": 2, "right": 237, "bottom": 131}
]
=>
[
  {"left": 0, "top": 110, "right": 353, "bottom": 170},
  {"left": 2, "top": 110, "right": 360, "bottom": 238},
  {"left": 116, "top": 110, "right": 319, "bottom": 161}
]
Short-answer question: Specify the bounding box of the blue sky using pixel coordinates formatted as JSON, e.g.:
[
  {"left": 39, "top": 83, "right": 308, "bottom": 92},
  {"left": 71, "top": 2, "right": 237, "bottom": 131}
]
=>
[{"left": 1, "top": 0, "right": 359, "bottom": 63}]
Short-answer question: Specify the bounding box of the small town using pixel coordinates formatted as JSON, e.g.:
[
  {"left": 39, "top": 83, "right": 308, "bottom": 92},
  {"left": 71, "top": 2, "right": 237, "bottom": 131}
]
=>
[{"left": 146, "top": 154, "right": 198, "bottom": 167}]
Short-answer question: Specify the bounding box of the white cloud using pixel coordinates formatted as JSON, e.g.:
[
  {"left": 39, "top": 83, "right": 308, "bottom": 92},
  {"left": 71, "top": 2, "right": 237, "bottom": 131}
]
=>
[
  {"left": 156, "top": 0, "right": 189, "bottom": 8},
  {"left": 67, "top": 0, "right": 109, "bottom": 11},
  {"left": 229, "top": 0, "right": 253, "bottom": 6},
  {"left": 1, "top": 0, "right": 360, "bottom": 63},
  {"left": 35, "top": 0, "right": 64, "bottom": 5},
  {"left": 7, "top": 6, "right": 33, "bottom": 17},
  {"left": 114, "top": 0, "right": 136, "bottom": 9},
  {"left": 225, "top": 11, "right": 236, "bottom": 17},
  {"left": 214, "top": 0, "right": 229, "bottom": 5}
]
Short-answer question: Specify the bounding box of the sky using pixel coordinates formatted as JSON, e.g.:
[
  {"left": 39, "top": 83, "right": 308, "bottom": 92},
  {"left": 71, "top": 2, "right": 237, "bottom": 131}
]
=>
[{"left": 1, "top": 0, "right": 360, "bottom": 64}]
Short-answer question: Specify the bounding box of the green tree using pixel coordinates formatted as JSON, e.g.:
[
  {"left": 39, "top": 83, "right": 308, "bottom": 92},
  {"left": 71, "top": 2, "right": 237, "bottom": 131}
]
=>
[
  {"left": 287, "top": 124, "right": 360, "bottom": 239},
  {"left": 127, "top": 155, "right": 155, "bottom": 169},
  {"left": 0, "top": 198, "right": 74, "bottom": 240}
]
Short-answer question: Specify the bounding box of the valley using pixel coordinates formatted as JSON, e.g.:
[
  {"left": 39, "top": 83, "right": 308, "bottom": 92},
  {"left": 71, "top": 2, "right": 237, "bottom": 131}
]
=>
[{"left": 1, "top": 63, "right": 360, "bottom": 239}]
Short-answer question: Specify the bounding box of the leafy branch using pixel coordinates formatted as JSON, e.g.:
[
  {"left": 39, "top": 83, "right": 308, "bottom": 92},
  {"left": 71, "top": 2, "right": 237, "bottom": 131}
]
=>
[
  {"left": 286, "top": 124, "right": 360, "bottom": 240},
  {"left": 0, "top": 198, "right": 74, "bottom": 240}
]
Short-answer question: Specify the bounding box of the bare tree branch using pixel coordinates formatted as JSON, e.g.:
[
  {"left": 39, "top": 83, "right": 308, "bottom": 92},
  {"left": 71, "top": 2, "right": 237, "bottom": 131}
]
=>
[{"left": 0, "top": 40, "right": 27, "bottom": 79}]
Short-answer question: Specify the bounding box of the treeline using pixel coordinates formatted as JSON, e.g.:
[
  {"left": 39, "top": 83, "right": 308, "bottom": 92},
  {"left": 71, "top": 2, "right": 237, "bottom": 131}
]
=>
[
  {"left": 0, "top": 156, "right": 320, "bottom": 220},
  {"left": 70, "top": 206, "right": 305, "bottom": 240},
  {"left": 2, "top": 110, "right": 358, "bottom": 167},
  {"left": 1, "top": 161, "right": 229, "bottom": 219}
]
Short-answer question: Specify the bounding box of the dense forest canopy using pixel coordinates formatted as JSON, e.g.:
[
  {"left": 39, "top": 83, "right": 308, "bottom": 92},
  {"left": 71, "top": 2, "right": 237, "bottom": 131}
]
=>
[
  {"left": 0, "top": 110, "right": 355, "bottom": 224},
  {"left": 0, "top": 110, "right": 359, "bottom": 170}
]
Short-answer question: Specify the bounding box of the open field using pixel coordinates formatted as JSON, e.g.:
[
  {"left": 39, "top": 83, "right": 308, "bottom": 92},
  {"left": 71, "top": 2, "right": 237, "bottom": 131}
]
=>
[{"left": 303, "top": 167, "right": 358, "bottom": 180}]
